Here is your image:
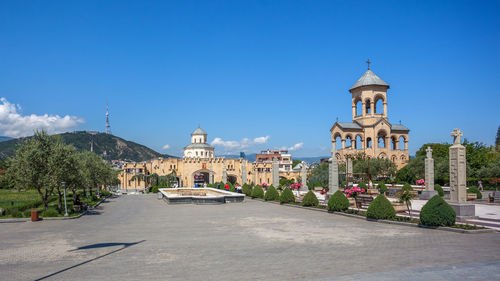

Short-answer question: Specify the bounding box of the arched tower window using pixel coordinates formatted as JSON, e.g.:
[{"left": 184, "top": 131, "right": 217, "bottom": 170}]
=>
[
  {"left": 345, "top": 135, "right": 353, "bottom": 149},
  {"left": 355, "top": 135, "right": 362, "bottom": 150},
  {"left": 375, "top": 98, "right": 384, "bottom": 114},
  {"left": 365, "top": 99, "right": 372, "bottom": 114},
  {"left": 399, "top": 136, "right": 406, "bottom": 150},
  {"left": 377, "top": 131, "right": 387, "bottom": 148},
  {"left": 366, "top": 137, "right": 372, "bottom": 148},
  {"left": 355, "top": 100, "right": 362, "bottom": 116}
]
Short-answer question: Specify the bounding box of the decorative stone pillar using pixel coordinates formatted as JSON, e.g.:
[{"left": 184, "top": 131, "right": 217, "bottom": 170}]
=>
[
  {"left": 346, "top": 156, "right": 353, "bottom": 186},
  {"left": 272, "top": 157, "right": 279, "bottom": 187},
  {"left": 300, "top": 162, "right": 308, "bottom": 191},
  {"left": 252, "top": 166, "right": 256, "bottom": 185},
  {"left": 448, "top": 129, "right": 475, "bottom": 219},
  {"left": 241, "top": 161, "right": 247, "bottom": 185},
  {"left": 449, "top": 130, "right": 466, "bottom": 203},
  {"left": 420, "top": 146, "right": 437, "bottom": 199},
  {"left": 341, "top": 139, "right": 346, "bottom": 149},
  {"left": 370, "top": 102, "right": 374, "bottom": 115},
  {"left": 328, "top": 148, "right": 339, "bottom": 196},
  {"left": 222, "top": 160, "right": 227, "bottom": 184},
  {"left": 383, "top": 102, "right": 387, "bottom": 116},
  {"left": 362, "top": 102, "right": 366, "bottom": 116},
  {"left": 352, "top": 104, "right": 356, "bottom": 119}
]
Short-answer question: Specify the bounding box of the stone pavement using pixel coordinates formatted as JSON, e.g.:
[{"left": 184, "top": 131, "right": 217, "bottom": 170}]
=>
[{"left": 1, "top": 195, "right": 500, "bottom": 281}]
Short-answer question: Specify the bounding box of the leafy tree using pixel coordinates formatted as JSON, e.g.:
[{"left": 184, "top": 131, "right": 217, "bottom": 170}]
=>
[
  {"left": 7, "top": 131, "right": 58, "bottom": 210},
  {"left": 496, "top": 125, "right": 500, "bottom": 150},
  {"left": 307, "top": 162, "right": 328, "bottom": 188},
  {"left": 292, "top": 159, "right": 302, "bottom": 168}
]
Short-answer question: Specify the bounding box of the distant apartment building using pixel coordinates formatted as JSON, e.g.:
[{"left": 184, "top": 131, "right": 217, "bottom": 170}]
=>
[{"left": 255, "top": 149, "right": 293, "bottom": 172}]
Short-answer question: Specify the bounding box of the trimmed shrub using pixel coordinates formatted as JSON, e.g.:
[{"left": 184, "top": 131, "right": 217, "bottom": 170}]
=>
[
  {"left": 366, "top": 195, "right": 396, "bottom": 220},
  {"left": 100, "top": 190, "right": 111, "bottom": 197},
  {"left": 420, "top": 195, "right": 456, "bottom": 227},
  {"left": 357, "top": 182, "right": 367, "bottom": 189},
  {"left": 279, "top": 187, "right": 295, "bottom": 204},
  {"left": 434, "top": 184, "right": 444, "bottom": 197},
  {"left": 467, "top": 186, "right": 482, "bottom": 199},
  {"left": 42, "top": 209, "right": 60, "bottom": 217},
  {"left": 242, "top": 184, "right": 253, "bottom": 196},
  {"left": 328, "top": 190, "right": 349, "bottom": 212},
  {"left": 251, "top": 185, "right": 264, "bottom": 199},
  {"left": 151, "top": 186, "right": 165, "bottom": 193},
  {"left": 401, "top": 183, "right": 413, "bottom": 191},
  {"left": 264, "top": 185, "right": 279, "bottom": 201},
  {"left": 302, "top": 191, "right": 319, "bottom": 207},
  {"left": 377, "top": 183, "right": 388, "bottom": 194},
  {"left": 10, "top": 209, "right": 23, "bottom": 218}
]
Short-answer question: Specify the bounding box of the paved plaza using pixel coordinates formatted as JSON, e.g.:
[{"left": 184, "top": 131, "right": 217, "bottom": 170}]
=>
[{"left": 1, "top": 195, "right": 500, "bottom": 281}]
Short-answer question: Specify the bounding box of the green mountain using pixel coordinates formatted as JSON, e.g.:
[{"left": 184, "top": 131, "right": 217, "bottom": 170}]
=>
[
  {"left": 0, "top": 136, "right": 13, "bottom": 142},
  {"left": 0, "top": 131, "right": 172, "bottom": 162}
]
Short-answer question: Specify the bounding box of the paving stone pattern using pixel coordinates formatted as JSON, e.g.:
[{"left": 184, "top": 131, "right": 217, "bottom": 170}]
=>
[{"left": 1, "top": 195, "right": 499, "bottom": 281}]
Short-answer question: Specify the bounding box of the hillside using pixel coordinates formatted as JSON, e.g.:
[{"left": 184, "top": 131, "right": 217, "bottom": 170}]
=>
[
  {"left": 0, "top": 131, "right": 172, "bottom": 162},
  {"left": 0, "top": 136, "right": 13, "bottom": 142}
]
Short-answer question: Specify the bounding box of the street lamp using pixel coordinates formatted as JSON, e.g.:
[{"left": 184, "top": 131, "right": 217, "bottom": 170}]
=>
[{"left": 62, "top": 182, "right": 68, "bottom": 217}]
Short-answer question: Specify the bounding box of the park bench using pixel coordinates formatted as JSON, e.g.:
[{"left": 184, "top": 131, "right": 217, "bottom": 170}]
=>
[
  {"left": 466, "top": 193, "right": 477, "bottom": 201},
  {"left": 356, "top": 194, "right": 374, "bottom": 209}
]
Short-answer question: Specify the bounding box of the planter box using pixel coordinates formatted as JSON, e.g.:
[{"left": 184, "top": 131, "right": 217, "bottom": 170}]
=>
[
  {"left": 366, "top": 189, "right": 379, "bottom": 196},
  {"left": 391, "top": 202, "right": 407, "bottom": 213},
  {"left": 467, "top": 193, "right": 477, "bottom": 200}
]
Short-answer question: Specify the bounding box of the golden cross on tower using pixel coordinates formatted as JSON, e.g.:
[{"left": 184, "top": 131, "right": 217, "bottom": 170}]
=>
[{"left": 366, "top": 59, "right": 371, "bottom": 70}]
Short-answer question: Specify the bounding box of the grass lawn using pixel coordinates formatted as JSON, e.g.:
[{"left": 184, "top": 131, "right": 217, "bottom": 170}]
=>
[{"left": 0, "top": 188, "right": 108, "bottom": 219}]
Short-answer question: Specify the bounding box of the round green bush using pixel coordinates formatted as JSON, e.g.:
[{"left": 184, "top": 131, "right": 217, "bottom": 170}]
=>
[
  {"left": 264, "top": 185, "right": 279, "bottom": 201},
  {"left": 42, "top": 209, "right": 60, "bottom": 217},
  {"left": 366, "top": 195, "right": 396, "bottom": 220},
  {"left": 401, "top": 183, "right": 413, "bottom": 191},
  {"left": 327, "top": 190, "right": 349, "bottom": 212},
  {"left": 467, "top": 186, "right": 482, "bottom": 199},
  {"left": 357, "top": 182, "right": 367, "bottom": 189},
  {"left": 420, "top": 195, "right": 456, "bottom": 227},
  {"left": 251, "top": 185, "right": 264, "bottom": 199},
  {"left": 302, "top": 191, "right": 319, "bottom": 207},
  {"left": 377, "top": 183, "right": 388, "bottom": 194},
  {"left": 279, "top": 187, "right": 295, "bottom": 204},
  {"left": 242, "top": 184, "right": 253, "bottom": 196},
  {"left": 434, "top": 184, "right": 444, "bottom": 197}
]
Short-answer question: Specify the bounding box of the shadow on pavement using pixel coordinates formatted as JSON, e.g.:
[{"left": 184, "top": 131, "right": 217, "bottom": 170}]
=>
[{"left": 34, "top": 240, "right": 145, "bottom": 281}]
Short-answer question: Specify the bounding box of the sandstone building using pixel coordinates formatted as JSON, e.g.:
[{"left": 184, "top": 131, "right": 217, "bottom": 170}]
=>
[{"left": 330, "top": 63, "right": 409, "bottom": 169}]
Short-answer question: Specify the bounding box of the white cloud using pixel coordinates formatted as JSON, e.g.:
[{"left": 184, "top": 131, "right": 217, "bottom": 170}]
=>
[
  {"left": 162, "top": 144, "right": 170, "bottom": 149},
  {"left": 288, "top": 142, "right": 304, "bottom": 151},
  {"left": 0, "top": 98, "right": 84, "bottom": 138},
  {"left": 253, "top": 136, "right": 270, "bottom": 144},
  {"left": 211, "top": 135, "right": 270, "bottom": 152}
]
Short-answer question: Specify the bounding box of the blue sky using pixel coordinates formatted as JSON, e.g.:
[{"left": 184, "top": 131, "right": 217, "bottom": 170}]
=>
[{"left": 1, "top": 1, "right": 499, "bottom": 157}]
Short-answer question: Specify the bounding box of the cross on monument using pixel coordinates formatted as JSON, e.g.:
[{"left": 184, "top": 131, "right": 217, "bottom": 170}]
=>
[
  {"left": 366, "top": 59, "right": 371, "bottom": 70},
  {"left": 426, "top": 146, "right": 433, "bottom": 158},
  {"left": 451, "top": 129, "right": 463, "bottom": 145}
]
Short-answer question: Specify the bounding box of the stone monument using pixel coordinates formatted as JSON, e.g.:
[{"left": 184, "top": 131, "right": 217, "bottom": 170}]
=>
[
  {"left": 222, "top": 160, "right": 227, "bottom": 184},
  {"left": 420, "top": 146, "right": 438, "bottom": 199},
  {"left": 300, "top": 161, "right": 308, "bottom": 191},
  {"left": 241, "top": 161, "right": 247, "bottom": 185},
  {"left": 448, "top": 129, "right": 475, "bottom": 219},
  {"left": 328, "top": 148, "right": 339, "bottom": 196},
  {"left": 272, "top": 157, "right": 279, "bottom": 187},
  {"left": 346, "top": 156, "right": 353, "bottom": 187}
]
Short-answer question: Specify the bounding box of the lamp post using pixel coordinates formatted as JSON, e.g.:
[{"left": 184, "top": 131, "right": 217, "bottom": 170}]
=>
[{"left": 62, "top": 182, "right": 68, "bottom": 216}]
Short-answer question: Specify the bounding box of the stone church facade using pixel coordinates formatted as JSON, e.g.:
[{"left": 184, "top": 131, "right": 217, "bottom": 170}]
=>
[{"left": 330, "top": 65, "right": 410, "bottom": 169}]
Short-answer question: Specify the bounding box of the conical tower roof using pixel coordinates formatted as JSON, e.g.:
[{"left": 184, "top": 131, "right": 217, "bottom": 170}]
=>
[{"left": 350, "top": 69, "right": 389, "bottom": 91}]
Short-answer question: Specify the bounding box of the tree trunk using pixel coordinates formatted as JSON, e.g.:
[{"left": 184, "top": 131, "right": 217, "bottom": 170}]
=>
[
  {"left": 56, "top": 187, "right": 63, "bottom": 211},
  {"left": 37, "top": 187, "right": 49, "bottom": 211}
]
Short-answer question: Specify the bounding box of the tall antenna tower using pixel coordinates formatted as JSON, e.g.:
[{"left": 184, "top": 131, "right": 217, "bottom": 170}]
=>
[{"left": 105, "top": 103, "right": 111, "bottom": 134}]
